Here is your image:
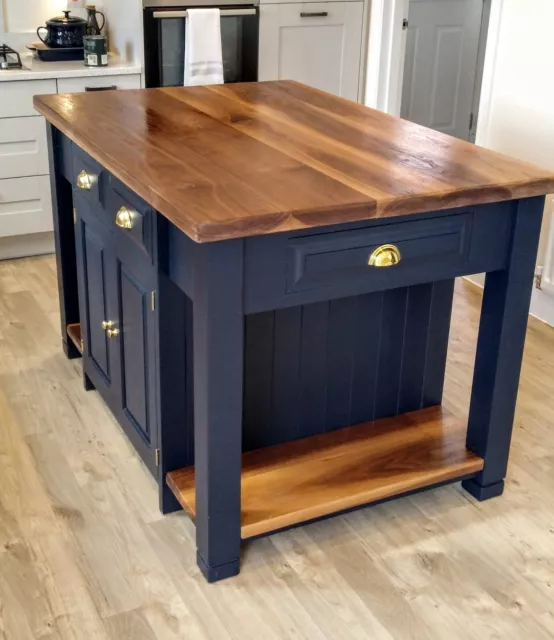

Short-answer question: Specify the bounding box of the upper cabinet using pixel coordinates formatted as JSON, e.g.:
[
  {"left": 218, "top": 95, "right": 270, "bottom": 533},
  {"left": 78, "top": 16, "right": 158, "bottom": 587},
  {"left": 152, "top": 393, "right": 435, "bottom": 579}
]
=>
[{"left": 259, "top": 2, "right": 365, "bottom": 102}]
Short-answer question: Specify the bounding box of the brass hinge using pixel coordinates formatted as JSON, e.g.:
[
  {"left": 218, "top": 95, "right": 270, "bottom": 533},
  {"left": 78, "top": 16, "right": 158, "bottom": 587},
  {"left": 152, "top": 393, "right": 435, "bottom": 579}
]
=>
[
  {"left": 151, "top": 290, "right": 156, "bottom": 311},
  {"left": 155, "top": 448, "right": 160, "bottom": 466},
  {"left": 80, "top": 338, "right": 84, "bottom": 352},
  {"left": 535, "top": 273, "right": 543, "bottom": 290}
]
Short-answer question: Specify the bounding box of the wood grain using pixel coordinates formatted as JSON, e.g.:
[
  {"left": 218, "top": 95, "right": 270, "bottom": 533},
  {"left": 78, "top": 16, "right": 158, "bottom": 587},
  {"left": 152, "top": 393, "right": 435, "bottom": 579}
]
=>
[
  {"left": 67, "top": 322, "right": 82, "bottom": 354},
  {"left": 167, "top": 406, "right": 483, "bottom": 539},
  {"left": 34, "top": 82, "right": 554, "bottom": 242}
]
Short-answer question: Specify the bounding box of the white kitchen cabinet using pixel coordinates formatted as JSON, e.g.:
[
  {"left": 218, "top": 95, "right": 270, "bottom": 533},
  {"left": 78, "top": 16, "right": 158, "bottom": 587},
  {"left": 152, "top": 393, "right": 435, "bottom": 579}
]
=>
[
  {"left": 0, "top": 68, "right": 141, "bottom": 256},
  {"left": 56, "top": 74, "right": 141, "bottom": 94},
  {"left": 259, "top": 2, "right": 364, "bottom": 101},
  {"left": 0, "top": 176, "right": 53, "bottom": 237},
  {"left": 0, "top": 116, "right": 49, "bottom": 179},
  {"left": 0, "top": 79, "right": 57, "bottom": 118}
]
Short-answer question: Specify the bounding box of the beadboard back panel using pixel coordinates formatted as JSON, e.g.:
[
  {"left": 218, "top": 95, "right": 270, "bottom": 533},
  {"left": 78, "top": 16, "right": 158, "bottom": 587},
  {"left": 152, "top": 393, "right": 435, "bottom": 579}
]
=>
[{"left": 242, "top": 279, "right": 455, "bottom": 450}]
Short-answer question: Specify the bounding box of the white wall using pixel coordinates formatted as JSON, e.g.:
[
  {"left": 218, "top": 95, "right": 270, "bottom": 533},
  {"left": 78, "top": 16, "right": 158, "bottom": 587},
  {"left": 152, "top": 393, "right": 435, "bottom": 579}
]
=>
[
  {"left": 99, "top": 0, "right": 143, "bottom": 64},
  {"left": 364, "top": 0, "right": 409, "bottom": 114},
  {"left": 475, "top": 0, "right": 554, "bottom": 324}
]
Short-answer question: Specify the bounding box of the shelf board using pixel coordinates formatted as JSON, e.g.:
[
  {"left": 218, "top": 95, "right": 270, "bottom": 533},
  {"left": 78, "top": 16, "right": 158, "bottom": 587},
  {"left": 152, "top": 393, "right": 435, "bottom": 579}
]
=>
[
  {"left": 67, "top": 323, "right": 82, "bottom": 354},
  {"left": 167, "top": 406, "right": 483, "bottom": 539}
]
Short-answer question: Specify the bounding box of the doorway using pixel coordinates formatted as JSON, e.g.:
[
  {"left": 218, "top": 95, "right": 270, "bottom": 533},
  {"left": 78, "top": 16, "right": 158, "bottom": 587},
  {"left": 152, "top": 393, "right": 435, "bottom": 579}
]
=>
[{"left": 400, "top": 0, "right": 490, "bottom": 142}]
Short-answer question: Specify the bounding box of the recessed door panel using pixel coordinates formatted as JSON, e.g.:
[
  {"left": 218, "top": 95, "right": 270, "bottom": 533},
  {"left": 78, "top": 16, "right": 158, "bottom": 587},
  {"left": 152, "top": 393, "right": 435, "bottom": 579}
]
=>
[
  {"left": 119, "top": 265, "right": 150, "bottom": 440},
  {"left": 112, "top": 240, "right": 159, "bottom": 476},
  {"left": 401, "top": 0, "right": 484, "bottom": 140},
  {"left": 82, "top": 220, "right": 111, "bottom": 382}
]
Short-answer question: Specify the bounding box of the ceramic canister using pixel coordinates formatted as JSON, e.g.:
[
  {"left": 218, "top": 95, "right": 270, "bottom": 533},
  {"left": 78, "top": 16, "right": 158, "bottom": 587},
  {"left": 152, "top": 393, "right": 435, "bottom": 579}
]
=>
[{"left": 83, "top": 34, "right": 108, "bottom": 67}]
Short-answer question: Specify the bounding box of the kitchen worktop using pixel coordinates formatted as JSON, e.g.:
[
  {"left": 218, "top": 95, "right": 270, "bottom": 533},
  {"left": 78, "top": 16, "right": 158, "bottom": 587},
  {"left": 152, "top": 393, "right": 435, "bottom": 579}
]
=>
[
  {"left": 0, "top": 54, "right": 141, "bottom": 81},
  {"left": 34, "top": 80, "right": 554, "bottom": 242}
]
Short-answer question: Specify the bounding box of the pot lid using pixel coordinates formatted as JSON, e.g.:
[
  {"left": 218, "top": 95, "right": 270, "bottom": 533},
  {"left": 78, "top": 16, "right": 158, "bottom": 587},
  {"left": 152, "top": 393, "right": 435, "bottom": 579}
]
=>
[{"left": 47, "top": 10, "right": 87, "bottom": 25}]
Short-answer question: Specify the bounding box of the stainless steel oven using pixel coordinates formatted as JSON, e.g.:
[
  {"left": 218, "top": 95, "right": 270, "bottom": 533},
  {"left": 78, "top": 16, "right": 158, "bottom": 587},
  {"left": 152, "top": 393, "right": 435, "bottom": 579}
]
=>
[{"left": 143, "top": 0, "right": 259, "bottom": 88}]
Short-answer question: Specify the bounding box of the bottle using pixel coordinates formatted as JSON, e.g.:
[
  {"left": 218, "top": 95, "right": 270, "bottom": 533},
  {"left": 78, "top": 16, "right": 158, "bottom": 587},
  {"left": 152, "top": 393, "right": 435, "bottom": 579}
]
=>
[{"left": 85, "top": 5, "right": 105, "bottom": 36}]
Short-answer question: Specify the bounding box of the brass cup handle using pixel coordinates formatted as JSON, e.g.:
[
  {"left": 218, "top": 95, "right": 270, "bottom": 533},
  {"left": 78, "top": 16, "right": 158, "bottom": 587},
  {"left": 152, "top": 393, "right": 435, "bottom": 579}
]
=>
[
  {"left": 102, "top": 320, "right": 119, "bottom": 337},
  {"left": 76, "top": 169, "right": 97, "bottom": 190},
  {"left": 368, "top": 244, "right": 401, "bottom": 268},
  {"left": 115, "top": 206, "right": 135, "bottom": 230}
]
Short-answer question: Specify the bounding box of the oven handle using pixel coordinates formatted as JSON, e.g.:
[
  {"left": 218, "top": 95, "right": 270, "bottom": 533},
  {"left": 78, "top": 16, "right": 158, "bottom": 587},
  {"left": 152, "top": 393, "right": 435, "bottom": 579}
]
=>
[{"left": 152, "top": 8, "right": 257, "bottom": 18}]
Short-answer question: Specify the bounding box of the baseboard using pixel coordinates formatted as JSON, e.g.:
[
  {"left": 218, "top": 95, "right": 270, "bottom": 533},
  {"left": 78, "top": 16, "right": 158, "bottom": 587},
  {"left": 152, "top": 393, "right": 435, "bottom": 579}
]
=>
[
  {"left": 463, "top": 275, "right": 554, "bottom": 328},
  {"left": 0, "top": 232, "right": 55, "bottom": 261}
]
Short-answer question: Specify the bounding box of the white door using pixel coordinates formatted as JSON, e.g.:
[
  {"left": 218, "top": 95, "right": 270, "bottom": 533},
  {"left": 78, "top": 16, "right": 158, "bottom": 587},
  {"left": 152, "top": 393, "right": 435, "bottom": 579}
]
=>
[
  {"left": 259, "top": 2, "right": 364, "bottom": 101},
  {"left": 401, "top": 0, "right": 484, "bottom": 140}
]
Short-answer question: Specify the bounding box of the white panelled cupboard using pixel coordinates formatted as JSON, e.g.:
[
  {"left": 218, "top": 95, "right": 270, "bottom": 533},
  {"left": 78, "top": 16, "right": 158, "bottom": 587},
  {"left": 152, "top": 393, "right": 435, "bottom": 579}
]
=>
[
  {"left": 259, "top": 0, "right": 366, "bottom": 101},
  {"left": 0, "top": 66, "right": 140, "bottom": 259}
]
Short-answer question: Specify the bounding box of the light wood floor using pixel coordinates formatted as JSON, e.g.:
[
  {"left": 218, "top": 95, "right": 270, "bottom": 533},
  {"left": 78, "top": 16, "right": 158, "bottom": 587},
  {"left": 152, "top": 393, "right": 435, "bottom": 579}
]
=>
[{"left": 1, "top": 256, "right": 554, "bottom": 640}]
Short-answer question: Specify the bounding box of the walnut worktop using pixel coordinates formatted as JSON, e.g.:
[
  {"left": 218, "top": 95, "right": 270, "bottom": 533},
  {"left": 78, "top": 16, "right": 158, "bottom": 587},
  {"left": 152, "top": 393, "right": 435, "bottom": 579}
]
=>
[{"left": 34, "top": 81, "right": 554, "bottom": 242}]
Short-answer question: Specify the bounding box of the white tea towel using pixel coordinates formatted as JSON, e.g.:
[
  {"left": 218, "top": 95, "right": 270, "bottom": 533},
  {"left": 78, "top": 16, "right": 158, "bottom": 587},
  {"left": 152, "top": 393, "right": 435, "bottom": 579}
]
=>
[{"left": 184, "top": 9, "right": 224, "bottom": 86}]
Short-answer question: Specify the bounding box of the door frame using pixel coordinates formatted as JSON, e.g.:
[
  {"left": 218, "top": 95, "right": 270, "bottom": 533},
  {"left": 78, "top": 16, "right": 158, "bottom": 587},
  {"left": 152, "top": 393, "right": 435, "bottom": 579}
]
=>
[{"left": 365, "top": 0, "right": 500, "bottom": 145}]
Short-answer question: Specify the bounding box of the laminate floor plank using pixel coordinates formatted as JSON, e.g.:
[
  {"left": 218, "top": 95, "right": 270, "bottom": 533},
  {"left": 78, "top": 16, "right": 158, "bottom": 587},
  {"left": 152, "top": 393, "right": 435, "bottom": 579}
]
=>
[
  {"left": 103, "top": 609, "right": 158, "bottom": 640},
  {"left": 1, "top": 255, "right": 554, "bottom": 639}
]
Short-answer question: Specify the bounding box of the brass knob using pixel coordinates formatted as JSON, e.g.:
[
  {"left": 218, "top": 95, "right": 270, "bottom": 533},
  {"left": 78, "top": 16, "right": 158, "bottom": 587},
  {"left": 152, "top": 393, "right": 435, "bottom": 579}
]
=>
[
  {"left": 101, "top": 320, "right": 114, "bottom": 329},
  {"left": 76, "top": 169, "right": 96, "bottom": 190},
  {"left": 115, "top": 206, "right": 134, "bottom": 230},
  {"left": 106, "top": 327, "right": 120, "bottom": 338},
  {"left": 368, "top": 244, "right": 401, "bottom": 268}
]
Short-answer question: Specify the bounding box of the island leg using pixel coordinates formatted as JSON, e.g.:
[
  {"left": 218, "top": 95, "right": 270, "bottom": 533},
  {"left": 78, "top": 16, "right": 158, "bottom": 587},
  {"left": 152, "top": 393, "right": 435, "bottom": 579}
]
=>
[
  {"left": 462, "top": 197, "right": 544, "bottom": 500},
  {"left": 193, "top": 239, "right": 244, "bottom": 582},
  {"left": 47, "top": 124, "right": 80, "bottom": 360}
]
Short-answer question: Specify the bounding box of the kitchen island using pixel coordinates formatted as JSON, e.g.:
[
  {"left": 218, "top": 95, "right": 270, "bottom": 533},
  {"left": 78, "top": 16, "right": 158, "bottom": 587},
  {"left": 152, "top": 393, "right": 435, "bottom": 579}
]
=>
[{"left": 34, "top": 81, "right": 554, "bottom": 582}]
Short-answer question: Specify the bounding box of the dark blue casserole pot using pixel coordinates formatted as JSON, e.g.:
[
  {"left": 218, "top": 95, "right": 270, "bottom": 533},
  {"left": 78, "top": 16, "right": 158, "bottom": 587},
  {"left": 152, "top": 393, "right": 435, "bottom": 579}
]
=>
[{"left": 37, "top": 11, "right": 87, "bottom": 48}]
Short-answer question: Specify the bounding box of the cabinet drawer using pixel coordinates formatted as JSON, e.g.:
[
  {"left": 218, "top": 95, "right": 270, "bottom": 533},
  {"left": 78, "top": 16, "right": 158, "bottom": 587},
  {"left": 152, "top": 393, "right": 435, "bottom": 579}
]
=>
[
  {"left": 57, "top": 75, "right": 141, "bottom": 94},
  {"left": 0, "top": 175, "right": 53, "bottom": 238},
  {"left": 244, "top": 205, "right": 513, "bottom": 313},
  {"left": 72, "top": 144, "right": 106, "bottom": 207},
  {"left": 0, "top": 116, "right": 49, "bottom": 179},
  {"left": 0, "top": 79, "right": 57, "bottom": 118},
  {"left": 106, "top": 175, "right": 153, "bottom": 259},
  {"left": 286, "top": 214, "right": 473, "bottom": 293}
]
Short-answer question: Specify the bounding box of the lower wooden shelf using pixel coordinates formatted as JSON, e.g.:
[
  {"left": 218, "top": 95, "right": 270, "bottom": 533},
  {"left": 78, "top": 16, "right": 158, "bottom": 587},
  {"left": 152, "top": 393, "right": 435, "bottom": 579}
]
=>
[
  {"left": 67, "top": 323, "right": 83, "bottom": 354},
  {"left": 167, "top": 406, "right": 483, "bottom": 540}
]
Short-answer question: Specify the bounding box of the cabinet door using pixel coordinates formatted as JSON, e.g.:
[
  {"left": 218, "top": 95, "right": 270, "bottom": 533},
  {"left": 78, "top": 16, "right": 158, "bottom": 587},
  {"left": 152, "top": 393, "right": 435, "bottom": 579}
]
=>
[
  {"left": 0, "top": 117, "right": 49, "bottom": 180},
  {"left": 74, "top": 197, "right": 119, "bottom": 406},
  {"left": 112, "top": 240, "right": 159, "bottom": 475},
  {"left": 259, "top": 2, "right": 364, "bottom": 101},
  {"left": 0, "top": 176, "right": 52, "bottom": 238}
]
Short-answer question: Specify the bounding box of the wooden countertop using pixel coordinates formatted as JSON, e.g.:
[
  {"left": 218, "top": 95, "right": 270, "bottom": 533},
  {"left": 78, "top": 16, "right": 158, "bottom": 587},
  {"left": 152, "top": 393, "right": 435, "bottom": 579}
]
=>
[{"left": 34, "top": 81, "right": 554, "bottom": 242}]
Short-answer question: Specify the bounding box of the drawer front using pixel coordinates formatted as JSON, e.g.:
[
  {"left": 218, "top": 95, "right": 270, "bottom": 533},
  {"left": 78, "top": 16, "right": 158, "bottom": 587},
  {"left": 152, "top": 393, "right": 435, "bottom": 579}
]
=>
[
  {"left": 72, "top": 144, "right": 152, "bottom": 257},
  {"left": 72, "top": 144, "right": 106, "bottom": 207},
  {"left": 287, "top": 213, "right": 472, "bottom": 293},
  {"left": 0, "top": 175, "right": 53, "bottom": 238},
  {"left": 106, "top": 175, "right": 153, "bottom": 259},
  {"left": 0, "top": 116, "right": 49, "bottom": 179},
  {"left": 0, "top": 79, "right": 57, "bottom": 118},
  {"left": 57, "top": 74, "right": 141, "bottom": 94},
  {"left": 244, "top": 204, "right": 513, "bottom": 313}
]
